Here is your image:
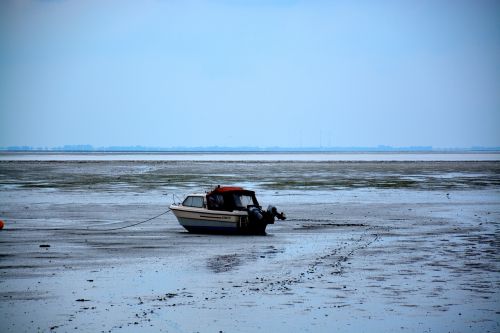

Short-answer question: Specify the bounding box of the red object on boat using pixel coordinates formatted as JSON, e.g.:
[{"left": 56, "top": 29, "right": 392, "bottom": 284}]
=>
[{"left": 210, "top": 186, "right": 245, "bottom": 193}]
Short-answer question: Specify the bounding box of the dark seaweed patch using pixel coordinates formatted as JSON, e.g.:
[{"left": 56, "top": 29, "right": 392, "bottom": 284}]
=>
[{"left": 207, "top": 254, "right": 242, "bottom": 273}]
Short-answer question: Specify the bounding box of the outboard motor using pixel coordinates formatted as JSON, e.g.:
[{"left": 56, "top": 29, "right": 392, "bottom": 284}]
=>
[
  {"left": 248, "top": 205, "right": 286, "bottom": 225},
  {"left": 246, "top": 205, "right": 286, "bottom": 234},
  {"left": 267, "top": 205, "right": 286, "bottom": 220}
]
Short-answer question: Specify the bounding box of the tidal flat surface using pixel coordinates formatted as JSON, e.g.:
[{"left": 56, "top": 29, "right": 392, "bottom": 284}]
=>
[{"left": 0, "top": 160, "right": 499, "bottom": 332}]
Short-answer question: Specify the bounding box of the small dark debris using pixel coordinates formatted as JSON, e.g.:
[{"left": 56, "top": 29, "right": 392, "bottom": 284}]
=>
[
  {"left": 156, "top": 293, "right": 177, "bottom": 301},
  {"left": 75, "top": 299, "right": 90, "bottom": 302},
  {"left": 39, "top": 244, "right": 50, "bottom": 248}
]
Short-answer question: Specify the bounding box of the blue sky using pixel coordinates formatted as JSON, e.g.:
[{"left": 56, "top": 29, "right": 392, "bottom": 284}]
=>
[{"left": 1, "top": 0, "right": 499, "bottom": 148}]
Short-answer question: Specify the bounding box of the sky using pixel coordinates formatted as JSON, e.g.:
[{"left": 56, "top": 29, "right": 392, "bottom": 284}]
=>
[{"left": 0, "top": 0, "right": 499, "bottom": 149}]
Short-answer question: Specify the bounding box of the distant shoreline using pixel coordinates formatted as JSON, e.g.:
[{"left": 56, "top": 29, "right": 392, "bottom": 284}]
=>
[
  {"left": 2, "top": 150, "right": 500, "bottom": 153},
  {"left": 1, "top": 147, "right": 500, "bottom": 153}
]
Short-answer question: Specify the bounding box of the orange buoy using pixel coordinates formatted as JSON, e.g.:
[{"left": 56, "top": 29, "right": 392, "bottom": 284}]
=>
[{"left": 0, "top": 220, "right": 4, "bottom": 230}]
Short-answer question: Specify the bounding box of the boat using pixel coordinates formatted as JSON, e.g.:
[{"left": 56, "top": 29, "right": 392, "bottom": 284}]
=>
[{"left": 169, "top": 186, "right": 286, "bottom": 234}]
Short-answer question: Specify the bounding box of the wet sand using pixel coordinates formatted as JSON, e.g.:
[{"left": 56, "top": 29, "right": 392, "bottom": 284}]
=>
[{"left": 0, "top": 161, "right": 499, "bottom": 332}]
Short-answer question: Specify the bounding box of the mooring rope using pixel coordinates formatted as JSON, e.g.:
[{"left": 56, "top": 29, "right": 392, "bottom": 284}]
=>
[
  {"left": 81, "top": 209, "right": 172, "bottom": 232},
  {"left": 6, "top": 209, "right": 172, "bottom": 232}
]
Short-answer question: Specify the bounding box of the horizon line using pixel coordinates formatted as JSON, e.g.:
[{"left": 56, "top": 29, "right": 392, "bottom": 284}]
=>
[{"left": 1, "top": 145, "right": 500, "bottom": 153}]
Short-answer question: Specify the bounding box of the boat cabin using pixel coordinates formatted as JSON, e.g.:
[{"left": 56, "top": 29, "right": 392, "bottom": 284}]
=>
[{"left": 181, "top": 186, "right": 260, "bottom": 212}]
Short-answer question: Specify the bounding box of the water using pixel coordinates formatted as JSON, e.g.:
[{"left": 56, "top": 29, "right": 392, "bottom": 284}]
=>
[{"left": 1, "top": 151, "right": 499, "bottom": 161}]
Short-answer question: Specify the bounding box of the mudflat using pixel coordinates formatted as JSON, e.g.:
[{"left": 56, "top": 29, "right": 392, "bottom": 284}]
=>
[{"left": 0, "top": 160, "right": 499, "bottom": 332}]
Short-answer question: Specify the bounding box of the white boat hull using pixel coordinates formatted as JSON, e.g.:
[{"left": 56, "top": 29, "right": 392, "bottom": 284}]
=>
[{"left": 170, "top": 205, "right": 267, "bottom": 234}]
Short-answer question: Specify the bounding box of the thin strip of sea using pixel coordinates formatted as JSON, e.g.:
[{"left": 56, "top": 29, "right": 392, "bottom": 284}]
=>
[{"left": 1, "top": 151, "right": 499, "bottom": 161}]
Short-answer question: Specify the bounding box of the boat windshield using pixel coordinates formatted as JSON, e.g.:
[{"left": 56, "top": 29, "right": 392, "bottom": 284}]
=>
[{"left": 232, "top": 193, "right": 255, "bottom": 209}]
